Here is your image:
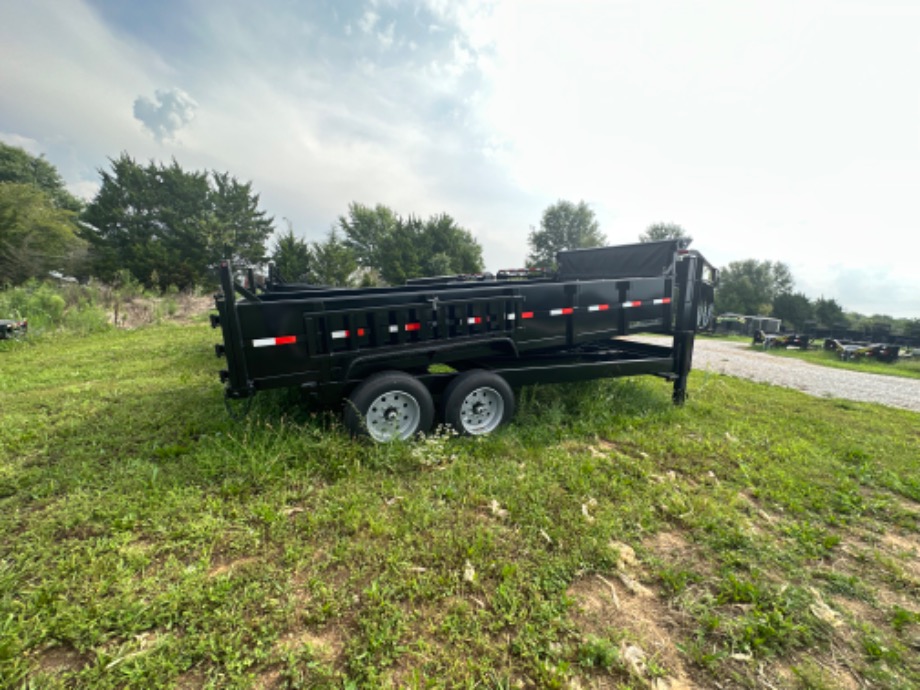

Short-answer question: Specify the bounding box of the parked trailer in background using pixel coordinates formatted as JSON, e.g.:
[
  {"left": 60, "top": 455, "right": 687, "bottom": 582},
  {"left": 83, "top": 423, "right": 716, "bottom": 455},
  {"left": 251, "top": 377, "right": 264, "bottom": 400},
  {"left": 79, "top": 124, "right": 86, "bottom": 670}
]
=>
[{"left": 212, "top": 240, "right": 718, "bottom": 440}]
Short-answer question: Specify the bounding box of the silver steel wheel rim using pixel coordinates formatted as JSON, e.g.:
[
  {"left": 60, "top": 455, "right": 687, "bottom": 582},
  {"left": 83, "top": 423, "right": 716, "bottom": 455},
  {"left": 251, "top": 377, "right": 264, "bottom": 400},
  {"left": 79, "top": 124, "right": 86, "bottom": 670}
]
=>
[
  {"left": 365, "top": 390, "right": 421, "bottom": 442},
  {"left": 459, "top": 386, "right": 504, "bottom": 435}
]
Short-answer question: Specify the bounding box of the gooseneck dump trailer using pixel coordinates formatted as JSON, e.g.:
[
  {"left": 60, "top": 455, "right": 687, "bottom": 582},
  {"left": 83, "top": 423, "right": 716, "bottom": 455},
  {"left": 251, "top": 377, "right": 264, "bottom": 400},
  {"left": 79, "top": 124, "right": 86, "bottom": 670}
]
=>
[{"left": 212, "top": 240, "right": 718, "bottom": 441}]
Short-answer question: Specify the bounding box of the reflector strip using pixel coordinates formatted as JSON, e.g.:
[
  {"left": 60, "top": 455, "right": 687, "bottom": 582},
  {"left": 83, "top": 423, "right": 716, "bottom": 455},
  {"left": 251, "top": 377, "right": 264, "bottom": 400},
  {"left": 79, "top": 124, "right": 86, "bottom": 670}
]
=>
[
  {"left": 252, "top": 335, "right": 297, "bottom": 348},
  {"left": 389, "top": 325, "right": 398, "bottom": 333},
  {"left": 623, "top": 301, "right": 642, "bottom": 308},
  {"left": 653, "top": 298, "right": 672, "bottom": 305},
  {"left": 522, "top": 311, "right": 534, "bottom": 319},
  {"left": 506, "top": 313, "right": 516, "bottom": 321},
  {"left": 588, "top": 304, "right": 610, "bottom": 312},
  {"left": 405, "top": 322, "right": 421, "bottom": 332},
  {"left": 550, "top": 307, "right": 574, "bottom": 316},
  {"left": 467, "top": 316, "right": 483, "bottom": 325},
  {"left": 331, "top": 328, "right": 367, "bottom": 339}
]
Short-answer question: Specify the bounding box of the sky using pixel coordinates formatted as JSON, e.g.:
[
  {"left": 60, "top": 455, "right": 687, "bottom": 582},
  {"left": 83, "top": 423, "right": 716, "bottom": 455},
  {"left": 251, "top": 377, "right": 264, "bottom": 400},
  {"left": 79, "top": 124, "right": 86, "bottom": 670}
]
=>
[{"left": 2, "top": 0, "right": 919, "bottom": 318}]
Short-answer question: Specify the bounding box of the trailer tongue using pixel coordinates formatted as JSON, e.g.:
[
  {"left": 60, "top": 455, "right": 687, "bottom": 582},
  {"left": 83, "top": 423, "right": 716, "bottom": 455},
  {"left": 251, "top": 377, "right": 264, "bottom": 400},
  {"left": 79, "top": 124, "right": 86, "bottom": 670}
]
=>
[{"left": 212, "top": 239, "right": 718, "bottom": 440}]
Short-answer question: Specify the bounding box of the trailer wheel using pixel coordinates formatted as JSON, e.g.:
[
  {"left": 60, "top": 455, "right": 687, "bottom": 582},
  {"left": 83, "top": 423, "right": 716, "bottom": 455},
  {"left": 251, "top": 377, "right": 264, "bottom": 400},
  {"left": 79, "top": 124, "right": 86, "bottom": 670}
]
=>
[
  {"left": 441, "top": 370, "right": 514, "bottom": 436},
  {"left": 344, "top": 371, "right": 434, "bottom": 442}
]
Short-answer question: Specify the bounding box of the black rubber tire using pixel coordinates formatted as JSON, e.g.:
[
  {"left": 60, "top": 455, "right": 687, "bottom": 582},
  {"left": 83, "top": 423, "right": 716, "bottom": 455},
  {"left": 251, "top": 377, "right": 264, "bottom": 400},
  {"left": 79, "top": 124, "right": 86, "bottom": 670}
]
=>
[
  {"left": 344, "top": 371, "right": 435, "bottom": 441},
  {"left": 440, "top": 370, "right": 515, "bottom": 436}
]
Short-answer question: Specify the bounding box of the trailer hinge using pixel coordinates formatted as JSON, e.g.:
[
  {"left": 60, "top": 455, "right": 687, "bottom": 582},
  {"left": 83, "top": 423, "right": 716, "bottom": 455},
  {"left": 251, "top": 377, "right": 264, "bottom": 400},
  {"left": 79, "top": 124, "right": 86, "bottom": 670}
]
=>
[
  {"left": 214, "top": 344, "right": 226, "bottom": 358},
  {"left": 219, "top": 369, "right": 230, "bottom": 383},
  {"left": 210, "top": 314, "right": 221, "bottom": 329}
]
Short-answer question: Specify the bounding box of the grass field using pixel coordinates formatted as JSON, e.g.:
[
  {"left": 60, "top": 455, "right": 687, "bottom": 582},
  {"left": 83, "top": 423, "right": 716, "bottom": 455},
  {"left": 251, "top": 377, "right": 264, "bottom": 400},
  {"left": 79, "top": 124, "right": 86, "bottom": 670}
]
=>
[{"left": 2, "top": 322, "right": 919, "bottom": 689}]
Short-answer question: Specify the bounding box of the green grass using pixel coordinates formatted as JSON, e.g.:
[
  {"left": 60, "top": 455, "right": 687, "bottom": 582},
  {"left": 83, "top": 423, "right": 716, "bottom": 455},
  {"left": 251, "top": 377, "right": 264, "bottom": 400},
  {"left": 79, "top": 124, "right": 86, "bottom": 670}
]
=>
[
  {"left": 2, "top": 324, "right": 919, "bottom": 688},
  {"left": 751, "top": 343, "right": 920, "bottom": 380}
]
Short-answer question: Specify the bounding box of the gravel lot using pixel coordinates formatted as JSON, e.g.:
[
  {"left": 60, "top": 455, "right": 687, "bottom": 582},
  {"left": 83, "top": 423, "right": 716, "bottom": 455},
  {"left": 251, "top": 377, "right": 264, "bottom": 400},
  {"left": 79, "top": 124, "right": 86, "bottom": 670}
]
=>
[{"left": 687, "top": 338, "right": 920, "bottom": 413}]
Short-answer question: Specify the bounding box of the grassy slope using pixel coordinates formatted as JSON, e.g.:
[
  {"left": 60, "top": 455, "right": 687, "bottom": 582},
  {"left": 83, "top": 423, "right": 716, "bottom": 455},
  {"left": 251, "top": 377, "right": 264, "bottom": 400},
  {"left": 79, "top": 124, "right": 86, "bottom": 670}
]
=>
[{"left": 1, "top": 324, "right": 918, "bottom": 689}]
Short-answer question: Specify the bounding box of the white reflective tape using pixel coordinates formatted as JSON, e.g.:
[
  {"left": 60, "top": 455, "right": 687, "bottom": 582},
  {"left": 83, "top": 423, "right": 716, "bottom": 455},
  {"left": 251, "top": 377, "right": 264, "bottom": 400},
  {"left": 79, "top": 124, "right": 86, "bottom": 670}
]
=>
[
  {"left": 653, "top": 298, "right": 672, "bottom": 305},
  {"left": 506, "top": 313, "right": 516, "bottom": 321},
  {"left": 588, "top": 304, "right": 610, "bottom": 312},
  {"left": 331, "top": 330, "right": 349, "bottom": 339},
  {"left": 389, "top": 325, "right": 399, "bottom": 333},
  {"left": 252, "top": 337, "right": 275, "bottom": 348}
]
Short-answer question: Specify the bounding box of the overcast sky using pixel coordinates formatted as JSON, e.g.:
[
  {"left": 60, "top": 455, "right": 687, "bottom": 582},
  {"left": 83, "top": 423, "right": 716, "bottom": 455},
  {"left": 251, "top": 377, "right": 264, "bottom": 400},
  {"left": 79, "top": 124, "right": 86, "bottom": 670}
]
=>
[{"left": 2, "top": 0, "right": 918, "bottom": 317}]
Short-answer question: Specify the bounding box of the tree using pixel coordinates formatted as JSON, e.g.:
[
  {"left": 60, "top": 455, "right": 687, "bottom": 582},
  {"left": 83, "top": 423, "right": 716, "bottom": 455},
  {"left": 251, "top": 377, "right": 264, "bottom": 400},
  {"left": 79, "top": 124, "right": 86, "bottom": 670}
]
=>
[
  {"left": 310, "top": 229, "right": 358, "bottom": 286},
  {"left": 813, "top": 296, "right": 845, "bottom": 328},
  {"left": 771, "top": 291, "right": 813, "bottom": 331},
  {"left": 715, "top": 259, "right": 794, "bottom": 315},
  {"left": 339, "top": 203, "right": 483, "bottom": 285},
  {"left": 270, "top": 222, "right": 313, "bottom": 282},
  {"left": 0, "top": 183, "right": 86, "bottom": 285},
  {"left": 526, "top": 200, "right": 605, "bottom": 269},
  {"left": 0, "top": 143, "right": 84, "bottom": 212},
  {"left": 81, "top": 154, "right": 274, "bottom": 289},
  {"left": 339, "top": 202, "right": 399, "bottom": 269},
  {"left": 639, "top": 222, "right": 692, "bottom": 245}
]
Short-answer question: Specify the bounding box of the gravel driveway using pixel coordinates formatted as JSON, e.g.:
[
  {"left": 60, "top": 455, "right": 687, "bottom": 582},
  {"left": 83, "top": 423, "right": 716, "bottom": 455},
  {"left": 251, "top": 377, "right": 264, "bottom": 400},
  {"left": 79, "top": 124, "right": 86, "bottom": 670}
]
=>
[{"left": 687, "top": 338, "right": 920, "bottom": 413}]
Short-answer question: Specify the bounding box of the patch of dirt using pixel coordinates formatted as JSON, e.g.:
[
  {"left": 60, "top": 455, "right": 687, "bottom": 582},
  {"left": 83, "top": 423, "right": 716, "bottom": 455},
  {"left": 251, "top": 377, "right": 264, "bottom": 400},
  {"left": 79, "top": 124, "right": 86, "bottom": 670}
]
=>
[
  {"left": 33, "top": 645, "right": 88, "bottom": 674},
  {"left": 207, "top": 556, "right": 260, "bottom": 578},
  {"left": 643, "top": 530, "right": 716, "bottom": 579},
  {"left": 881, "top": 531, "right": 920, "bottom": 578},
  {"left": 770, "top": 654, "right": 862, "bottom": 690},
  {"left": 273, "top": 626, "right": 345, "bottom": 665},
  {"left": 175, "top": 667, "right": 208, "bottom": 689},
  {"left": 252, "top": 668, "right": 283, "bottom": 689},
  {"left": 566, "top": 575, "right": 695, "bottom": 688}
]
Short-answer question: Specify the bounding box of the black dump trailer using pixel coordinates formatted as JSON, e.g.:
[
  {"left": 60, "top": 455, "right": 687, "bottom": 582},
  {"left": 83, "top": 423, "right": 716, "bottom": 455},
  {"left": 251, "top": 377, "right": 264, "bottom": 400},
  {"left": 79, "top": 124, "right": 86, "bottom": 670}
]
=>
[{"left": 212, "top": 240, "right": 718, "bottom": 441}]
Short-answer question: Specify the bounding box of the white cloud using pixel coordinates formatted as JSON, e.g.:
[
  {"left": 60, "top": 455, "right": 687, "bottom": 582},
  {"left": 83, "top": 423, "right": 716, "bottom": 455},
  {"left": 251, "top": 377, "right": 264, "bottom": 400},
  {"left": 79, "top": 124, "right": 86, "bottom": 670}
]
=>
[
  {"left": 359, "top": 10, "right": 379, "bottom": 34},
  {"left": 133, "top": 88, "right": 198, "bottom": 143},
  {"left": 0, "top": 132, "right": 42, "bottom": 155}
]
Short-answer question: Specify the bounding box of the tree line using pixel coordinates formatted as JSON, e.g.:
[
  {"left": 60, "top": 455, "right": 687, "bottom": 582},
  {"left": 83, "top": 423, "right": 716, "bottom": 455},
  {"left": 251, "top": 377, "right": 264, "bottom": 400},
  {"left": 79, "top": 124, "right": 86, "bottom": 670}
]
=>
[{"left": 2, "top": 142, "right": 915, "bottom": 334}]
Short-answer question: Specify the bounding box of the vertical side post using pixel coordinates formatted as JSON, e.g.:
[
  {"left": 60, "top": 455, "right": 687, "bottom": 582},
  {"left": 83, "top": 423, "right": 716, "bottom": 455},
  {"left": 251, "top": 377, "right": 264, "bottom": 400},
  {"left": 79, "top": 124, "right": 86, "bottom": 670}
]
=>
[
  {"left": 672, "top": 254, "right": 700, "bottom": 405},
  {"left": 219, "top": 260, "right": 253, "bottom": 398}
]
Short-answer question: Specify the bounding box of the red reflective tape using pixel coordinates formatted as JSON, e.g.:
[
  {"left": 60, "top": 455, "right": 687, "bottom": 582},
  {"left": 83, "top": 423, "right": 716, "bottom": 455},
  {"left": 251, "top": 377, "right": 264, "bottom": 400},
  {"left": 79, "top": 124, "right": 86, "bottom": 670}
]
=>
[
  {"left": 467, "top": 316, "right": 482, "bottom": 325},
  {"left": 405, "top": 322, "right": 421, "bottom": 332},
  {"left": 623, "top": 301, "right": 642, "bottom": 308},
  {"left": 252, "top": 336, "right": 298, "bottom": 347},
  {"left": 654, "top": 297, "right": 672, "bottom": 305},
  {"left": 562, "top": 307, "right": 574, "bottom": 315},
  {"left": 588, "top": 304, "right": 610, "bottom": 312},
  {"left": 357, "top": 328, "right": 366, "bottom": 336},
  {"left": 521, "top": 311, "right": 534, "bottom": 319},
  {"left": 550, "top": 307, "right": 574, "bottom": 316}
]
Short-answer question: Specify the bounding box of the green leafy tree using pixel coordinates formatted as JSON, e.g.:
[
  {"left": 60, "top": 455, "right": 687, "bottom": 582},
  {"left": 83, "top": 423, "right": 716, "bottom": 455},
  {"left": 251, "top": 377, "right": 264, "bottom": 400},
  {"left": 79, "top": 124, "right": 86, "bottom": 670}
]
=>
[
  {"left": 771, "top": 291, "right": 813, "bottom": 331},
  {"left": 81, "top": 154, "right": 273, "bottom": 289},
  {"left": 715, "top": 259, "right": 794, "bottom": 315},
  {"left": 339, "top": 203, "right": 399, "bottom": 269},
  {"left": 310, "top": 229, "right": 358, "bottom": 286},
  {"left": 339, "top": 204, "right": 483, "bottom": 285},
  {"left": 0, "top": 143, "right": 83, "bottom": 212},
  {"left": 526, "top": 200, "right": 605, "bottom": 269},
  {"left": 270, "top": 223, "right": 313, "bottom": 282},
  {"left": 0, "top": 182, "right": 86, "bottom": 285},
  {"left": 813, "top": 296, "right": 845, "bottom": 328},
  {"left": 639, "top": 222, "right": 692, "bottom": 245}
]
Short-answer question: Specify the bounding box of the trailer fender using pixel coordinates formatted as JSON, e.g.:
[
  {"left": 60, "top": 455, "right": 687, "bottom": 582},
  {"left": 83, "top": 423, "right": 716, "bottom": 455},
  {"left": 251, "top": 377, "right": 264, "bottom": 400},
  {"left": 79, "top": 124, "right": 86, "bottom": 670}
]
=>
[{"left": 343, "top": 337, "right": 519, "bottom": 382}]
